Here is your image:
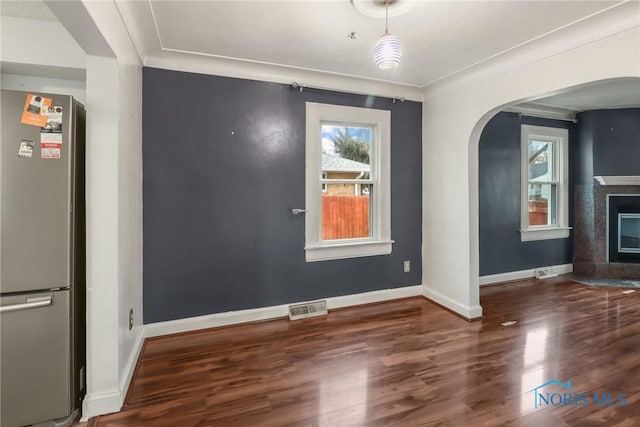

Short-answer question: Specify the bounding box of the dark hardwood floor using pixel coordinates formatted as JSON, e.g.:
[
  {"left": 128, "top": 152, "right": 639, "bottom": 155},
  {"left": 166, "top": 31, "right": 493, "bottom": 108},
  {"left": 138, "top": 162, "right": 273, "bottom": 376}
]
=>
[{"left": 89, "top": 278, "right": 640, "bottom": 426}]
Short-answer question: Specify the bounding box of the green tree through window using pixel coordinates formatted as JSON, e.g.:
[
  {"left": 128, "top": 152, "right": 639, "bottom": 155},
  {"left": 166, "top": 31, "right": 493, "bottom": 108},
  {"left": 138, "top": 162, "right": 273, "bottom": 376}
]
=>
[{"left": 333, "top": 128, "right": 370, "bottom": 164}]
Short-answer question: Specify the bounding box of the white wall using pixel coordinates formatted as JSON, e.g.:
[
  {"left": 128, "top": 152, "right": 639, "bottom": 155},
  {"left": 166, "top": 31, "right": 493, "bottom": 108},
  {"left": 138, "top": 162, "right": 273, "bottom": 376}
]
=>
[
  {"left": 79, "top": 0, "right": 144, "bottom": 419},
  {"left": 421, "top": 3, "right": 640, "bottom": 318},
  {"left": 1, "top": 15, "right": 86, "bottom": 102},
  {"left": 1, "top": 73, "right": 86, "bottom": 104},
  {"left": 1, "top": 15, "right": 85, "bottom": 71},
  {"left": 83, "top": 54, "right": 121, "bottom": 414},
  {"left": 115, "top": 58, "right": 143, "bottom": 409}
]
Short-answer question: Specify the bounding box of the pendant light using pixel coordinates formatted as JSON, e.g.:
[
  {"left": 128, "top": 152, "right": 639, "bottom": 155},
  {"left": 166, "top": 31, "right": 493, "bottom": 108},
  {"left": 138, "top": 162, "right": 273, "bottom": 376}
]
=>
[{"left": 373, "top": 0, "right": 402, "bottom": 69}]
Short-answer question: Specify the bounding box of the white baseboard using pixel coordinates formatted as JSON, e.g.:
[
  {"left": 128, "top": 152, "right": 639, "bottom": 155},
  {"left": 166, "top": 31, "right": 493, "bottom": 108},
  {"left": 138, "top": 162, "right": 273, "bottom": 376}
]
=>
[
  {"left": 144, "top": 303, "right": 289, "bottom": 338},
  {"left": 119, "top": 327, "right": 144, "bottom": 400},
  {"left": 80, "top": 327, "right": 144, "bottom": 421},
  {"left": 479, "top": 263, "right": 573, "bottom": 286},
  {"left": 81, "top": 389, "right": 121, "bottom": 422},
  {"left": 422, "top": 287, "right": 483, "bottom": 320},
  {"left": 145, "top": 285, "right": 423, "bottom": 338},
  {"left": 327, "top": 285, "right": 423, "bottom": 309}
]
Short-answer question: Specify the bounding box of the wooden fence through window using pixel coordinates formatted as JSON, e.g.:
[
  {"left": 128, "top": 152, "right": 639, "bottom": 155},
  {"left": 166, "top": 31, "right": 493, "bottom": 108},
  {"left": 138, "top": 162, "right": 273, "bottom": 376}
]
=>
[
  {"left": 528, "top": 200, "right": 549, "bottom": 225},
  {"left": 322, "top": 195, "right": 370, "bottom": 240}
]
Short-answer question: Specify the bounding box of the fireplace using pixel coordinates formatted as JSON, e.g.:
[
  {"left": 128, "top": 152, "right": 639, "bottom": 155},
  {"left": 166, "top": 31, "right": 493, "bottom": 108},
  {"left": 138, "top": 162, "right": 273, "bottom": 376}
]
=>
[
  {"left": 608, "top": 195, "right": 640, "bottom": 263},
  {"left": 574, "top": 183, "right": 640, "bottom": 279},
  {"left": 619, "top": 214, "right": 640, "bottom": 252}
]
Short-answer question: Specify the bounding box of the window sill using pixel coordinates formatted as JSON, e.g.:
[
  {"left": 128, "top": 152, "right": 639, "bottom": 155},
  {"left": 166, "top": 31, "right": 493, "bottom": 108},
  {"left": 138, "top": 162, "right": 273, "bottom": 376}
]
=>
[
  {"left": 305, "top": 240, "right": 393, "bottom": 262},
  {"left": 520, "top": 227, "right": 571, "bottom": 242}
]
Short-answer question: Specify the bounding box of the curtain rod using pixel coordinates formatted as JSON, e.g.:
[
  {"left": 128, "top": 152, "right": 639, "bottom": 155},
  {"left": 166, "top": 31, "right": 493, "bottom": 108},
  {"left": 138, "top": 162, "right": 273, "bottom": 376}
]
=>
[
  {"left": 504, "top": 106, "right": 577, "bottom": 123},
  {"left": 290, "top": 82, "right": 406, "bottom": 104},
  {"left": 516, "top": 112, "right": 577, "bottom": 123}
]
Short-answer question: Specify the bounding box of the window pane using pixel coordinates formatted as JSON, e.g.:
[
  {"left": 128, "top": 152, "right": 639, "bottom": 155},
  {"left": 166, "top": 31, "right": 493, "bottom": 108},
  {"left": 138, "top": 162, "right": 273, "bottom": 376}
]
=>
[
  {"left": 528, "top": 183, "right": 556, "bottom": 226},
  {"left": 528, "top": 140, "right": 554, "bottom": 181},
  {"left": 321, "top": 125, "right": 371, "bottom": 180},
  {"left": 322, "top": 184, "right": 372, "bottom": 240},
  {"left": 321, "top": 125, "right": 373, "bottom": 241}
]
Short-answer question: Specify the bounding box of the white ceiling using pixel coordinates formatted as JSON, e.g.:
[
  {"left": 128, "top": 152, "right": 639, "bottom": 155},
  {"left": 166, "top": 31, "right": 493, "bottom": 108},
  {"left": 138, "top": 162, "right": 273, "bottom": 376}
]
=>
[
  {"left": 0, "top": 0, "right": 56, "bottom": 21},
  {"left": 117, "top": 0, "right": 624, "bottom": 88},
  {"left": 523, "top": 78, "right": 640, "bottom": 112},
  {"left": 2, "top": 0, "right": 637, "bottom": 111}
]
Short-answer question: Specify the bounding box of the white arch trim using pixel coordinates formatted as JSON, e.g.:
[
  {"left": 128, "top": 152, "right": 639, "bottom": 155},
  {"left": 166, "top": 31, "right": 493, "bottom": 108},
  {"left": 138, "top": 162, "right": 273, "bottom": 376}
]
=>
[{"left": 421, "top": 20, "right": 640, "bottom": 319}]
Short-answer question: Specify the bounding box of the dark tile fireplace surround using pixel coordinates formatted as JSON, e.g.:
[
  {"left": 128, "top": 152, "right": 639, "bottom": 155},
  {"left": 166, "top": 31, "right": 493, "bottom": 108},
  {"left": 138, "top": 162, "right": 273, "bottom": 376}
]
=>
[{"left": 574, "top": 183, "right": 640, "bottom": 279}]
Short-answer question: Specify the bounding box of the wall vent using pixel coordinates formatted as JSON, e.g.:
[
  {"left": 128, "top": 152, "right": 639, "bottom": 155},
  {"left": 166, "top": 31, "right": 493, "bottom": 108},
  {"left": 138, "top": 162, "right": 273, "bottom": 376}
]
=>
[
  {"left": 288, "top": 300, "right": 327, "bottom": 320},
  {"left": 535, "top": 267, "right": 558, "bottom": 279}
]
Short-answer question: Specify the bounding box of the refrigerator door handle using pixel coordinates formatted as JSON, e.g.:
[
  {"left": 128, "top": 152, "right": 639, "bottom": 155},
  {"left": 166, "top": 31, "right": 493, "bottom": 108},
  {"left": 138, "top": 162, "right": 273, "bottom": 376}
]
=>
[{"left": 0, "top": 296, "right": 53, "bottom": 313}]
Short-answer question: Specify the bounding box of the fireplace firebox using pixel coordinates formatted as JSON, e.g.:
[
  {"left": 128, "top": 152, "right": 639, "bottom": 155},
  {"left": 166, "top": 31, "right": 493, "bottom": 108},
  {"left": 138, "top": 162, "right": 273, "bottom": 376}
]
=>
[{"left": 608, "top": 195, "right": 640, "bottom": 263}]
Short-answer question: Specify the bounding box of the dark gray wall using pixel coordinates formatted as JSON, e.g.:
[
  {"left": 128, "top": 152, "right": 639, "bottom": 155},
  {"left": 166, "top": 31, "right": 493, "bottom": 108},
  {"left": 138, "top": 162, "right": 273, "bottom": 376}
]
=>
[
  {"left": 478, "top": 112, "right": 574, "bottom": 276},
  {"left": 578, "top": 108, "right": 640, "bottom": 177},
  {"left": 573, "top": 108, "right": 640, "bottom": 275},
  {"left": 573, "top": 112, "right": 594, "bottom": 186},
  {"left": 143, "top": 67, "right": 422, "bottom": 323}
]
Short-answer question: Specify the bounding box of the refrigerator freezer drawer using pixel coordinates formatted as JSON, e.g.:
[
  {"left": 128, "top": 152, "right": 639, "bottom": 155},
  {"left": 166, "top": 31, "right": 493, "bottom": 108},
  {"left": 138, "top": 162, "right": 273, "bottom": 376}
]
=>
[
  {"left": 1, "top": 290, "right": 72, "bottom": 427},
  {"left": 0, "top": 295, "right": 52, "bottom": 313}
]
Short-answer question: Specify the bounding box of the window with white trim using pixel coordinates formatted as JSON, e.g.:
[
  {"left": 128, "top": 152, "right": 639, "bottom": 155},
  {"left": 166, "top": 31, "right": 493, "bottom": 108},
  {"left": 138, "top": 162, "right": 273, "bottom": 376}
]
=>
[
  {"left": 305, "top": 102, "right": 392, "bottom": 262},
  {"left": 520, "top": 125, "right": 570, "bottom": 241}
]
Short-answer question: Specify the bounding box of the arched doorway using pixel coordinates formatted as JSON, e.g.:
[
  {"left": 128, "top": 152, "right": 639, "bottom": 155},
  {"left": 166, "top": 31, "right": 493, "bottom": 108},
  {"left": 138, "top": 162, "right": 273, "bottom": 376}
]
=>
[
  {"left": 476, "top": 78, "right": 640, "bottom": 290},
  {"left": 421, "top": 21, "right": 640, "bottom": 319}
]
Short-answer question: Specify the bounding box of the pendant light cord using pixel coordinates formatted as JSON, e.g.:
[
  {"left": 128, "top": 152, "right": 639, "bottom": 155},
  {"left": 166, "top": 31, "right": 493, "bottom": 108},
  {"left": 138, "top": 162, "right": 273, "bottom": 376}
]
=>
[{"left": 385, "top": 0, "right": 389, "bottom": 34}]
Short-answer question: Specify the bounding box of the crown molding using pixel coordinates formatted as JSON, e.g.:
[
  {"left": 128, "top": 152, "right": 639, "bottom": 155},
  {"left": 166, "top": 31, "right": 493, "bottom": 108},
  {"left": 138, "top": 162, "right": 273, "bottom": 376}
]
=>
[
  {"left": 144, "top": 51, "right": 425, "bottom": 102},
  {"left": 422, "top": 1, "right": 640, "bottom": 99}
]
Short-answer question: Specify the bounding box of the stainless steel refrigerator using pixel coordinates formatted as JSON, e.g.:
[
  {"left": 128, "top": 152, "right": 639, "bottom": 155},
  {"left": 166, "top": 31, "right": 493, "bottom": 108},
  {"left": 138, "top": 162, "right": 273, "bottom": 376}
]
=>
[{"left": 1, "top": 89, "right": 86, "bottom": 427}]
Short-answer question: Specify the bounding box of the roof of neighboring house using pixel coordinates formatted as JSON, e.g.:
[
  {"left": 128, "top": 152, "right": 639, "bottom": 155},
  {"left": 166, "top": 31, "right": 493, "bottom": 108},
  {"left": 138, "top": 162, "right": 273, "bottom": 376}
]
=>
[
  {"left": 529, "top": 162, "right": 548, "bottom": 180},
  {"left": 322, "top": 154, "right": 370, "bottom": 173}
]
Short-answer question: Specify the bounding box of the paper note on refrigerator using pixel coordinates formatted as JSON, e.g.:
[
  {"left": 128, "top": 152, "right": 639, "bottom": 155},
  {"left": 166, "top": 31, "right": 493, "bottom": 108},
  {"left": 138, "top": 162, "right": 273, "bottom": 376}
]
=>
[
  {"left": 40, "top": 105, "right": 63, "bottom": 159},
  {"left": 41, "top": 133, "right": 62, "bottom": 159},
  {"left": 42, "top": 106, "right": 63, "bottom": 134},
  {"left": 18, "top": 140, "right": 35, "bottom": 159},
  {"left": 20, "top": 94, "right": 52, "bottom": 127}
]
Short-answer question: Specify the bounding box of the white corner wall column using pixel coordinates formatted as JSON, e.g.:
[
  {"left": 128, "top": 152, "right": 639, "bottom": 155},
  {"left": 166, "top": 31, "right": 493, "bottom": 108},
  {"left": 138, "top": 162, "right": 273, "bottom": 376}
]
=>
[
  {"left": 115, "top": 55, "right": 144, "bottom": 403},
  {"left": 82, "top": 54, "right": 145, "bottom": 418},
  {"left": 83, "top": 54, "right": 121, "bottom": 417},
  {"left": 46, "top": 0, "right": 145, "bottom": 420},
  {"left": 421, "top": 96, "right": 485, "bottom": 320},
  {"left": 421, "top": 5, "right": 640, "bottom": 319},
  {"left": 81, "top": 1, "right": 145, "bottom": 419}
]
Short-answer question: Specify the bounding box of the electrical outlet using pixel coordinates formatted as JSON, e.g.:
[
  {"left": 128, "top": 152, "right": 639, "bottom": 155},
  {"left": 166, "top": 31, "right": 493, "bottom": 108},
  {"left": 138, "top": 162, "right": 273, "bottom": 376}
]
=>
[
  {"left": 128, "top": 308, "right": 133, "bottom": 330},
  {"left": 403, "top": 260, "right": 410, "bottom": 273}
]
